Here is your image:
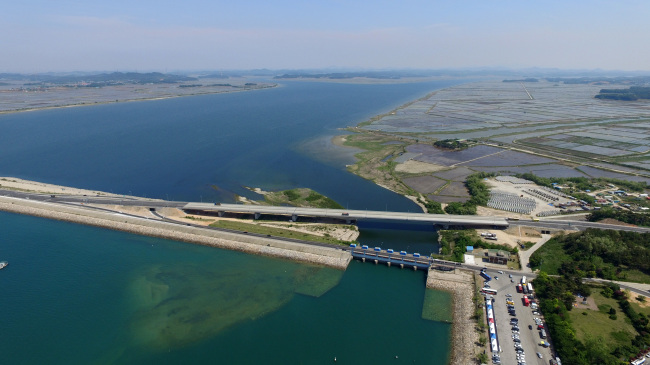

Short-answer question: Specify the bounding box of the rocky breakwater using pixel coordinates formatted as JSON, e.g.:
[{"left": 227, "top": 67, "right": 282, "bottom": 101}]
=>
[
  {"left": 0, "top": 196, "right": 352, "bottom": 270},
  {"left": 426, "top": 268, "right": 478, "bottom": 365}
]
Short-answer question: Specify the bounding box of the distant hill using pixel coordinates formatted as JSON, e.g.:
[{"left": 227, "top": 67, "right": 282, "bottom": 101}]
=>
[
  {"left": 502, "top": 78, "right": 538, "bottom": 82},
  {"left": 595, "top": 86, "right": 650, "bottom": 101},
  {"left": 0, "top": 72, "right": 196, "bottom": 85},
  {"left": 546, "top": 75, "right": 650, "bottom": 85}
]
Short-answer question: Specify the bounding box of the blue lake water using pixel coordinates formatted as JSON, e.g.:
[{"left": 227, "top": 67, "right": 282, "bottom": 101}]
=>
[{"left": 0, "top": 80, "right": 464, "bottom": 364}]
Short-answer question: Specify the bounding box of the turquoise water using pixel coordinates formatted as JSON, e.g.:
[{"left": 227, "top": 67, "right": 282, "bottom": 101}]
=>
[
  {"left": 0, "top": 80, "right": 463, "bottom": 363},
  {"left": 0, "top": 211, "right": 451, "bottom": 364}
]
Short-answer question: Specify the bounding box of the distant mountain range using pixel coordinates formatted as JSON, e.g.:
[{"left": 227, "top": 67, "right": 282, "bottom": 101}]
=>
[{"left": 0, "top": 72, "right": 196, "bottom": 85}]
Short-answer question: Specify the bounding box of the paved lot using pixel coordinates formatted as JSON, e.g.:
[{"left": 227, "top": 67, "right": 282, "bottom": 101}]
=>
[{"left": 483, "top": 270, "right": 555, "bottom": 365}]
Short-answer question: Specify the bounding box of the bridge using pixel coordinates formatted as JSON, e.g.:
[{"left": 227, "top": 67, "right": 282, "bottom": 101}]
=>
[
  {"left": 348, "top": 245, "right": 463, "bottom": 271},
  {"left": 182, "top": 203, "right": 510, "bottom": 228}
]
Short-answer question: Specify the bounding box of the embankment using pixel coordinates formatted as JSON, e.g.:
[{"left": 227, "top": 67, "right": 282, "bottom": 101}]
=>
[
  {"left": 426, "top": 269, "right": 478, "bottom": 365},
  {"left": 0, "top": 196, "right": 351, "bottom": 270}
]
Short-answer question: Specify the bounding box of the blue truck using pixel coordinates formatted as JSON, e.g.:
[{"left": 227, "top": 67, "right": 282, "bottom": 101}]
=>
[{"left": 480, "top": 272, "right": 492, "bottom": 281}]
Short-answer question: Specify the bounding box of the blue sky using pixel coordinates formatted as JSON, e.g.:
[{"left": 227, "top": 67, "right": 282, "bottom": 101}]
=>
[{"left": 2, "top": 0, "right": 649, "bottom": 72}]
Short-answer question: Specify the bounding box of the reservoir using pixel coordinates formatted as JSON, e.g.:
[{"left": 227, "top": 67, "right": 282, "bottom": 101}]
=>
[{"left": 0, "top": 80, "right": 463, "bottom": 364}]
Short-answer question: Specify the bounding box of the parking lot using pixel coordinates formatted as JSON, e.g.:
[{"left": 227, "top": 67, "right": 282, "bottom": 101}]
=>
[{"left": 482, "top": 269, "right": 555, "bottom": 365}]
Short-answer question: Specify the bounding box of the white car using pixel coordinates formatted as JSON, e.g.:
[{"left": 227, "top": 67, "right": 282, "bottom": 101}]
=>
[
  {"left": 536, "top": 352, "right": 542, "bottom": 359},
  {"left": 498, "top": 270, "right": 504, "bottom": 274}
]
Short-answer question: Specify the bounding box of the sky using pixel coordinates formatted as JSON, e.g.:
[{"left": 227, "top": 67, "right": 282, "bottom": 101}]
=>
[{"left": 2, "top": 0, "right": 650, "bottom": 73}]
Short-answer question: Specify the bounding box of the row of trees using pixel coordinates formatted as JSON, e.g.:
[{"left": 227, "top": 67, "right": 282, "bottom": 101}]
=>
[
  {"left": 596, "top": 86, "right": 650, "bottom": 101},
  {"left": 432, "top": 139, "right": 469, "bottom": 150},
  {"left": 443, "top": 172, "right": 494, "bottom": 215},
  {"left": 515, "top": 173, "right": 648, "bottom": 193},
  {"left": 589, "top": 208, "right": 650, "bottom": 228}
]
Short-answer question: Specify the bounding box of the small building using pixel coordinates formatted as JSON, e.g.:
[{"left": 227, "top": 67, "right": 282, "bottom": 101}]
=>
[
  {"left": 485, "top": 249, "right": 509, "bottom": 265},
  {"left": 466, "top": 246, "right": 474, "bottom": 252}
]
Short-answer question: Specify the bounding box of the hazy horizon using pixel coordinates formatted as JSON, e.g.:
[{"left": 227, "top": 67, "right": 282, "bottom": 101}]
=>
[{"left": 3, "top": 0, "right": 650, "bottom": 73}]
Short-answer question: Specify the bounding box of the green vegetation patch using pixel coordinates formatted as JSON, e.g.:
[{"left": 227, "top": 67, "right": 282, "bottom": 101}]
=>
[
  {"left": 533, "top": 273, "right": 650, "bottom": 364},
  {"left": 528, "top": 236, "right": 572, "bottom": 274},
  {"left": 589, "top": 207, "right": 650, "bottom": 229},
  {"left": 433, "top": 139, "right": 469, "bottom": 151},
  {"left": 530, "top": 229, "right": 650, "bottom": 283},
  {"left": 209, "top": 220, "right": 354, "bottom": 246},
  {"left": 517, "top": 172, "right": 648, "bottom": 193},
  {"left": 442, "top": 172, "right": 494, "bottom": 215},
  {"left": 568, "top": 291, "right": 637, "bottom": 345},
  {"left": 596, "top": 86, "right": 650, "bottom": 101},
  {"left": 437, "top": 230, "right": 517, "bottom": 262},
  {"left": 263, "top": 188, "right": 344, "bottom": 209}
]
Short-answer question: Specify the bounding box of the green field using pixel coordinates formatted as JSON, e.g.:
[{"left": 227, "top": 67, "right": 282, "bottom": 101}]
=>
[
  {"left": 529, "top": 237, "right": 571, "bottom": 274},
  {"left": 209, "top": 220, "right": 354, "bottom": 246},
  {"left": 568, "top": 290, "right": 637, "bottom": 347}
]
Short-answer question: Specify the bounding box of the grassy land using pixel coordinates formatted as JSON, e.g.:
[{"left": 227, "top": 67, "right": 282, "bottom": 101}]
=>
[
  {"left": 529, "top": 237, "right": 571, "bottom": 274},
  {"left": 568, "top": 290, "right": 637, "bottom": 347},
  {"left": 630, "top": 298, "right": 650, "bottom": 317},
  {"left": 518, "top": 241, "right": 536, "bottom": 251},
  {"left": 614, "top": 268, "right": 650, "bottom": 284},
  {"left": 262, "top": 188, "right": 344, "bottom": 209},
  {"left": 342, "top": 133, "right": 418, "bottom": 196},
  {"left": 209, "top": 220, "right": 355, "bottom": 246}
]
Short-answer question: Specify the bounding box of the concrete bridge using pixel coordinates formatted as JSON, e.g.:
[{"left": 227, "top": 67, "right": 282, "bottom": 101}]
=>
[{"left": 183, "top": 202, "right": 509, "bottom": 228}]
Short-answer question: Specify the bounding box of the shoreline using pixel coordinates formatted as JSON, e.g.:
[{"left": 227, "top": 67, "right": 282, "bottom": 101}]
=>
[
  {"left": 0, "top": 83, "right": 277, "bottom": 115},
  {"left": 426, "top": 269, "right": 479, "bottom": 365},
  {"left": 0, "top": 196, "right": 351, "bottom": 270}
]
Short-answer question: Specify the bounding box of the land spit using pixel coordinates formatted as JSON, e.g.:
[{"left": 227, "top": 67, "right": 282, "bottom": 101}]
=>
[
  {"left": 426, "top": 268, "right": 478, "bottom": 365},
  {"left": 0, "top": 196, "right": 352, "bottom": 270}
]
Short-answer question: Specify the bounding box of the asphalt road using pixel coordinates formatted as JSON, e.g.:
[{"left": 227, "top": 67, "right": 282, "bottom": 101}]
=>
[
  {"left": 509, "top": 219, "right": 650, "bottom": 233},
  {"left": 0, "top": 189, "right": 346, "bottom": 251},
  {"left": 3, "top": 188, "right": 650, "bottom": 299}
]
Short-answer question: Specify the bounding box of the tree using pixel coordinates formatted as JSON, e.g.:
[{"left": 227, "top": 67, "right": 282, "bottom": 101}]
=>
[{"left": 478, "top": 334, "right": 487, "bottom": 347}]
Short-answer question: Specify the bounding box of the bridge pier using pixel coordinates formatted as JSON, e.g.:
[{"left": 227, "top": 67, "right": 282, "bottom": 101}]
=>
[
  {"left": 413, "top": 266, "right": 417, "bottom": 271},
  {"left": 400, "top": 263, "right": 404, "bottom": 269},
  {"left": 387, "top": 262, "right": 391, "bottom": 267},
  {"left": 217, "top": 211, "right": 224, "bottom": 217},
  {"left": 291, "top": 214, "right": 297, "bottom": 222},
  {"left": 374, "top": 259, "right": 378, "bottom": 265},
  {"left": 362, "top": 257, "right": 365, "bottom": 263},
  {"left": 254, "top": 212, "right": 261, "bottom": 220}
]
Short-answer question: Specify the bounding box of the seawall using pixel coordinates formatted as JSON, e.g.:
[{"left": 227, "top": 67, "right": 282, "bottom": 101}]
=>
[
  {"left": 426, "top": 268, "right": 478, "bottom": 365},
  {"left": 0, "top": 196, "right": 352, "bottom": 270}
]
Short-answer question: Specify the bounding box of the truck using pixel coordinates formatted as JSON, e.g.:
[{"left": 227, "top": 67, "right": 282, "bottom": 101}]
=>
[
  {"left": 521, "top": 276, "right": 527, "bottom": 285},
  {"left": 480, "top": 272, "right": 492, "bottom": 281},
  {"left": 527, "top": 283, "right": 533, "bottom": 293}
]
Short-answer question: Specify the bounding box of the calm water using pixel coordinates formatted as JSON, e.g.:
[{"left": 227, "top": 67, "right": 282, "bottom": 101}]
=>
[
  {"left": 0, "top": 80, "right": 463, "bottom": 364},
  {"left": 0, "top": 80, "right": 458, "bottom": 210}
]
